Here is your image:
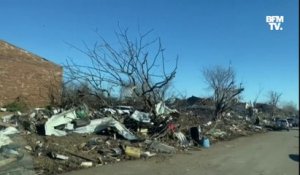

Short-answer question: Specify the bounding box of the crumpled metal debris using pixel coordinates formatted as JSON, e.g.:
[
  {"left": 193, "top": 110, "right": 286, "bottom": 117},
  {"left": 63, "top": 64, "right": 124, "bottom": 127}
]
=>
[
  {"left": 44, "top": 105, "right": 140, "bottom": 140},
  {"left": 45, "top": 108, "right": 78, "bottom": 136},
  {"left": 74, "top": 117, "right": 139, "bottom": 141},
  {"left": 0, "top": 98, "right": 269, "bottom": 175},
  {"left": 155, "top": 101, "right": 178, "bottom": 116},
  {"left": 130, "top": 110, "right": 151, "bottom": 124},
  {"left": 0, "top": 127, "right": 19, "bottom": 148}
]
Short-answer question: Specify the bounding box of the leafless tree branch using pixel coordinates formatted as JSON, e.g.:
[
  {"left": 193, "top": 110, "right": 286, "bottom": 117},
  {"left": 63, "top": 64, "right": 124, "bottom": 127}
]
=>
[
  {"left": 64, "top": 28, "right": 178, "bottom": 114},
  {"left": 203, "top": 65, "right": 244, "bottom": 120}
]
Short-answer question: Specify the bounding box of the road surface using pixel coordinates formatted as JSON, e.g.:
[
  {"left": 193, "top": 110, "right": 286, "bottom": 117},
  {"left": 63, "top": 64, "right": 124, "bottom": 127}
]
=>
[{"left": 64, "top": 129, "right": 299, "bottom": 175}]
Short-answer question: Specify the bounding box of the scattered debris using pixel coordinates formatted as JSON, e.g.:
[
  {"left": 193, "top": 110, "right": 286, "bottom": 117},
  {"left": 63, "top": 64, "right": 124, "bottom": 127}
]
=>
[
  {"left": 141, "top": 151, "right": 156, "bottom": 158},
  {"left": 0, "top": 107, "right": 7, "bottom": 112},
  {"left": 155, "top": 101, "right": 178, "bottom": 116},
  {"left": 125, "top": 146, "right": 141, "bottom": 158},
  {"left": 130, "top": 110, "right": 151, "bottom": 124},
  {"left": 149, "top": 141, "right": 176, "bottom": 154},
  {"left": 50, "top": 152, "right": 69, "bottom": 160},
  {"left": 1, "top": 114, "right": 14, "bottom": 123},
  {"left": 210, "top": 129, "right": 227, "bottom": 138},
  {"left": 24, "top": 145, "right": 33, "bottom": 151},
  {"left": 45, "top": 108, "right": 79, "bottom": 136},
  {"left": 202, "top": 137, "right": 210, "bottom": 148},
  {"left": 190, "top": 126, "right": 202, "bottom": 145},
  {"left": 73, "top": 117, "right": 140, "bottom": 141},
  {"left": 173, "top": 132, "right": 189, "bottom": 147},
  {"left": 0, "top": 101, "right": 268, "bottom": 174},
  {"left": 204, "top": 121, "right": 212, "bottom": 126},
  {"left": 80, "top": 161, "right": 93, "bottom": 167},
  {"left": 0, "top": 127, "right": 19, "bottom": 148}
]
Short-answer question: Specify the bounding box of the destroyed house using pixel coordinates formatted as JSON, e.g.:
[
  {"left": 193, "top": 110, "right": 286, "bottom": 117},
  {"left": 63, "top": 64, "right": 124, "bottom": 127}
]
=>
[
  {"left": 254, "top": 103, "right": 273, "bottom": 113},
  {"left": 0, "top": 40, "right": 62, "bottom": 108},
  {"left": 186, "top": 96, "right": 214, "bottom": 106}
]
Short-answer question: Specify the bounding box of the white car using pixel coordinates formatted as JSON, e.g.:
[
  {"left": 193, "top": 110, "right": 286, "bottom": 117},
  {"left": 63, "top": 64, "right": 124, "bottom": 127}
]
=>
[
  {"left": 287, "top": 118, "right": 294, "bottom": 127},
  {"left": 275, "top": 119, "right": 290, "bottom": 131}
]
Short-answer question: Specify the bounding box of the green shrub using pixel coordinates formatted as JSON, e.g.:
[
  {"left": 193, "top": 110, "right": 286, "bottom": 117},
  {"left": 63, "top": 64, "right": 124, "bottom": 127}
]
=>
[{"left": 4, "top": 100, "right": 28, "bottom": 112}]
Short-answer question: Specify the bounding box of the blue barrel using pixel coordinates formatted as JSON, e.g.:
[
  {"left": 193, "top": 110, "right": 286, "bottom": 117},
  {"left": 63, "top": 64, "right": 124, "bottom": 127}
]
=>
[{"left": 202, "top": 138, "right": 210, "bottom": 148}]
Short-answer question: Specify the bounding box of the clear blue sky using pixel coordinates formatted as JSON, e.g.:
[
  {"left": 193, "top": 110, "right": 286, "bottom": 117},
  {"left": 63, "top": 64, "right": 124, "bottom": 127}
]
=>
[{"left": 0, "top": 0, "right": 298, "bottom": 107}]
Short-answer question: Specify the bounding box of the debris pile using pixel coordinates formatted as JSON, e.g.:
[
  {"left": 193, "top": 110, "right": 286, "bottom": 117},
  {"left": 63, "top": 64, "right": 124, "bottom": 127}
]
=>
[{"left": 0, "top": 103, "right": 266, "bottom": 174}]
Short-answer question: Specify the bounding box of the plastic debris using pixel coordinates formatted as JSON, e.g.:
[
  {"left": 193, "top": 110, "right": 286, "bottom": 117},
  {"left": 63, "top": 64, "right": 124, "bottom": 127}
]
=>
[
  {"left": 50, "top": 152, "right": 69, "bottom": 160},
  {"left": 202, "top": 137, "right": 210, "bottom": 148},
  {"left": 80, "top": 161, "right": 93, "bottom": 167},
  {"left": 125, "top": 146, "right": 141, "bottom": 158}
]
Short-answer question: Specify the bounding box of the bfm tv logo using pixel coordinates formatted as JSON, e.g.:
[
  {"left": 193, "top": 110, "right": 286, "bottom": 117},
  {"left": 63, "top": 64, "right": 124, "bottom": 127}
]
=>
[{"left": 266, "top": 16, "right": 284, "bottom": 30}]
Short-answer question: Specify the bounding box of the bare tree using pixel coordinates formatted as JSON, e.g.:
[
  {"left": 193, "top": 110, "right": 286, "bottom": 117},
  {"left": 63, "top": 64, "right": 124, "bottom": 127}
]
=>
[
  {"left": 203, "top": 65, "right": 244, "bottom": 120},
  {"left": 268, "top": 91, "right": 282, "bottom": 107},
  {"left": 253, "top": 86, "right": 264, "bottom": 106},
  {"left": 267, "top": 91, "right": 282, "bottom": 117},
  {"left": 65, "top": 27, "right": 178, "bottom": 115}
]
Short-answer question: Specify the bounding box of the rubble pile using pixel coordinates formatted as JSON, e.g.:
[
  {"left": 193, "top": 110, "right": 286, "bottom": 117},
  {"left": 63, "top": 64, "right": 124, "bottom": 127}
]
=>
[
  {"left": 0, "top": 103, "right": 266, "bottom": 174},
  {"left": 205, "top": 117, "right": 266, "bottom": 143}
]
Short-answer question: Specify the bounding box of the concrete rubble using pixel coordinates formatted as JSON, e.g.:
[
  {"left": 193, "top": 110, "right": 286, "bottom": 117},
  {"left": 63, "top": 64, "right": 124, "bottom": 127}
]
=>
[{"left": 0, "top": 102, "right": 268, "bottom": 175}]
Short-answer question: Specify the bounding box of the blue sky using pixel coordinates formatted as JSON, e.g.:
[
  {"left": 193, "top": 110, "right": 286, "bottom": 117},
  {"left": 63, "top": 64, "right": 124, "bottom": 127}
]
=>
[{"left": 0, "top": 0, "right": 298, "bottom": 107}]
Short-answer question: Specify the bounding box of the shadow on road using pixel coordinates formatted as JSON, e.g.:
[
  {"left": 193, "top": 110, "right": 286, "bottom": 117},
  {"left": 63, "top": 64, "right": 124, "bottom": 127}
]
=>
[{"left": 289, "top": 154, "right": 299, "bottom": 162}]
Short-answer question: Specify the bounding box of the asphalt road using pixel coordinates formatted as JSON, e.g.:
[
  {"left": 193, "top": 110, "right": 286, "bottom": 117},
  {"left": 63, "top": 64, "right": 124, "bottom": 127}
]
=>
[{"left": 64, "top": 128, "right": 299, "bottom": 175}]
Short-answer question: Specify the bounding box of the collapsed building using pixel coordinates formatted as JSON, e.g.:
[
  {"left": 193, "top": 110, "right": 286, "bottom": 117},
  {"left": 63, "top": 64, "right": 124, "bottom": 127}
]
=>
[{"left": 0, "top": 40, "right": 62, "bottom": 107}]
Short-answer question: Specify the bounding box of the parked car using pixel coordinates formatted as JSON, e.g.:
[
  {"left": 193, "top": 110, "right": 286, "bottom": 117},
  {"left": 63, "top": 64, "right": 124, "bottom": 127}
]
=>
[
  {"left": 275, "top": 119, "right": 290, "bottom": 131},
  {"left": 287, "top": 117, "right": 299, "bottom": 127},
  {"left": 293, "top": 118, "right": 299, "bottom": 127},
  {"left": 286, "top": 118, "right": 294, "bottom": 127}
]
